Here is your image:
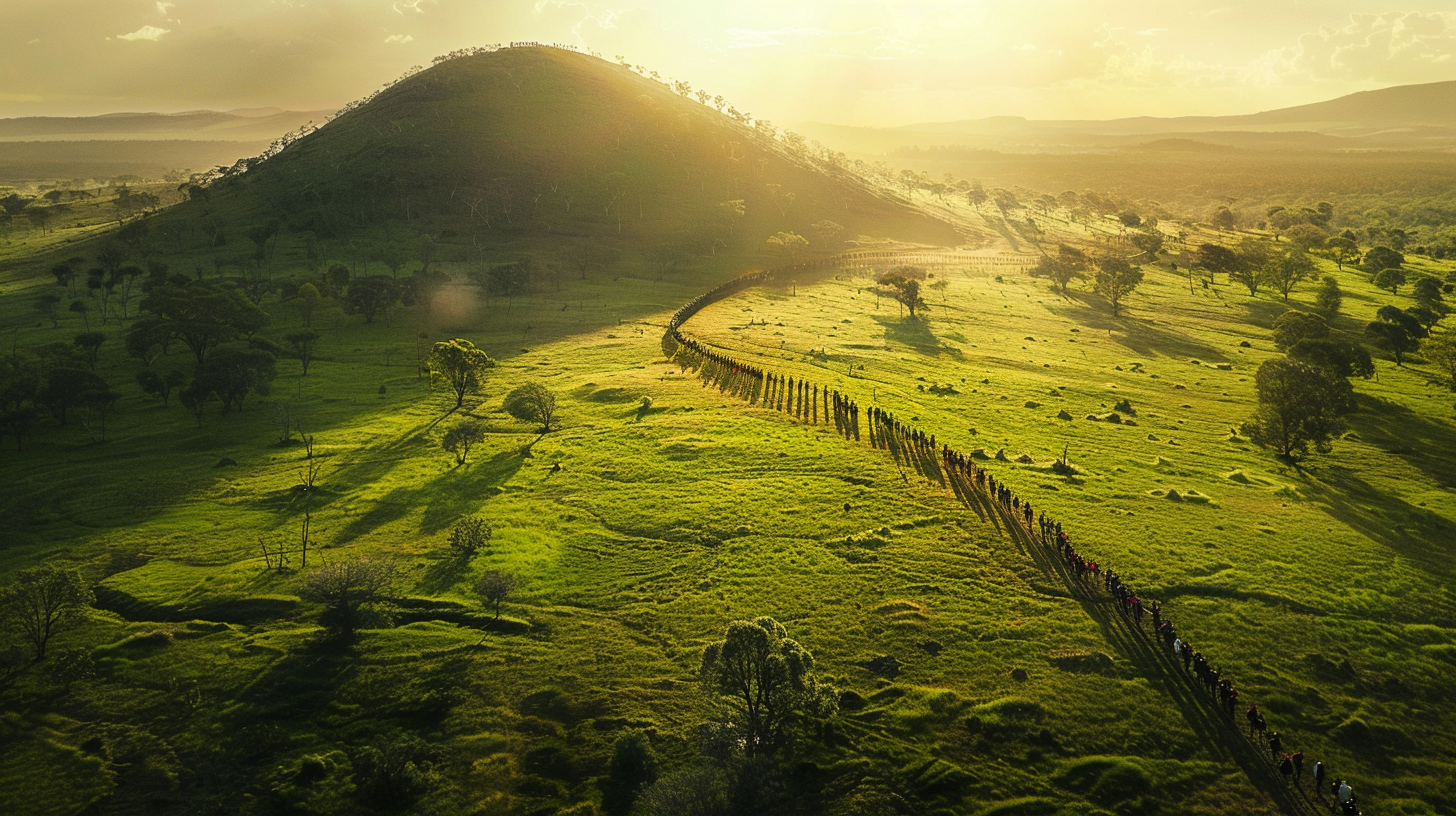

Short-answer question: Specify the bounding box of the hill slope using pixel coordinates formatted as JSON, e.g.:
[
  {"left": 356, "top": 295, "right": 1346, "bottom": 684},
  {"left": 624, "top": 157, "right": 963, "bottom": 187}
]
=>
[{"left": 180, "top": 46, "right": 958, "bottom": 263}]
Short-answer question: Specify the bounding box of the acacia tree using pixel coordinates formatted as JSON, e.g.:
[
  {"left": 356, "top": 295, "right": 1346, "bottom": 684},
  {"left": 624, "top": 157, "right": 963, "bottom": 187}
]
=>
[
  {"left": 809, "top": 220, "right": 844, "bottom": 251},
  {"left": 1, "top": 565, "right": 93, "bottom": 660},
  {"left": 1093, "top": 256, "right": 1144, "bottom": 317},
  {"left": 140, "top": 280, "right": 270, "bottom": 364},
  {"left": 502, "top": 383, "right": 558, "bottom": 434},
  {"left": 428, "top": 339, "right": 496, "bottom": 408},
  {"left": 699, "top": 617, "right": 837, "bottom": 757},
  {"left": 1242, "top": 358, "right": 1349, "bottom": 459}
]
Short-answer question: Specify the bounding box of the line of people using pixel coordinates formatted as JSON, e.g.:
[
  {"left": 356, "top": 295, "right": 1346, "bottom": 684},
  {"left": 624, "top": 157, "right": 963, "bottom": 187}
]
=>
[{"left": 665, "top": 262, "right": 1366, "bottom": 816}]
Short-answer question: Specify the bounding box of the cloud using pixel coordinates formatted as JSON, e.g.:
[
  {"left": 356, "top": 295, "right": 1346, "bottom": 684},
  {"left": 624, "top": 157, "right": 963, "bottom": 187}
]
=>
[
  {"left": 118, "top": 25, "right": 171, "bottom": 42},
  {"left": 1274, "top": 12, "right": 1456, "bottom": 83},
  {"left": 384, "top": 33, "right": 414, "bottom": 44}
]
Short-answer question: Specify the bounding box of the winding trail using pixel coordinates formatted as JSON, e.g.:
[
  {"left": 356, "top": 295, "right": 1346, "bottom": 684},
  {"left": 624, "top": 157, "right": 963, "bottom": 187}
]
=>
[{"left": 662, "top": 254, "right": 1349, "bottom": 816}]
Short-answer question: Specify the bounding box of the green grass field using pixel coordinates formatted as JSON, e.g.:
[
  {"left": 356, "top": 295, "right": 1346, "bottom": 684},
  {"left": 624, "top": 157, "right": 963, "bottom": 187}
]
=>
[{"left": 1, "top": 46, "right": 1454, "bottom": 816}]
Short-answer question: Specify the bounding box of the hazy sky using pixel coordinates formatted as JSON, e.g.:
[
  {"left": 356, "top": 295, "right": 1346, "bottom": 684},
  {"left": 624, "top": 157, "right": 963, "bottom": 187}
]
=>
[{"left": 2, "top": 1, "right": 1455, "bottom": 125}]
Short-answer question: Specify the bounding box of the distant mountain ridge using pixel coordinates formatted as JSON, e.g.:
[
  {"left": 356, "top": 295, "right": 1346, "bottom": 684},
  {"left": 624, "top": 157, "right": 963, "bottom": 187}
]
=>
[
  {"left": 800, "top": 79, "right": 1456, "bottom": 155},
  {"left": 0, "top": 109, "right": 334, "bottom": 142}
]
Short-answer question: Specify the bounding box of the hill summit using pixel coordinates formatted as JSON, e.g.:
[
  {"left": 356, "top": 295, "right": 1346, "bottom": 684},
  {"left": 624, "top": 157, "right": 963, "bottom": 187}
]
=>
[{"left": 184, "top": 46, "right": 958, "bottom": 263}]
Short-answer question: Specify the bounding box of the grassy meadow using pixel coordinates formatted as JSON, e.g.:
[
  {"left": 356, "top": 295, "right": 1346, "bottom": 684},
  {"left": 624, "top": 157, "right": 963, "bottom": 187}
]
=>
[
  {"left": 0, "top": 235, "right": 1278, "bottom": 816},
  {"left": 683, "top": 220, "right": 1456, "bottom": 813},
  {"left": 1, "top": 45, "right": 1453, "bottom": 816}
]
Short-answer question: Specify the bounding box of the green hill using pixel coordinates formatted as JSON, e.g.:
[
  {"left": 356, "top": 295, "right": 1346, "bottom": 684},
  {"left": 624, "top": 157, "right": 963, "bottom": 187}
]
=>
[{"left": 175, "top": 46, "right": 957, "bottom": 267}]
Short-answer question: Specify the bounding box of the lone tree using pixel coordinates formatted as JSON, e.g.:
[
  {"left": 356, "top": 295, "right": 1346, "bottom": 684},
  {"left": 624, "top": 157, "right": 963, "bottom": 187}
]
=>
[
  {"left": 1365, "top": 305, "right": 1427, "bottom": 365},
  {"left": 1272, "top": 310, "right": 1330, "bottom": 351},
  {"left": 1242, "top": 358, "right": 1350, "bottom": 459},
  {"left": 1372, "top": 267, "right": 1407, "bottom": 295},
  {"left": 502, "top": 383, "right": 558, "bottom": 434},
  {"left": 873, "top": 266, "right": 928, "bottom": 318},
  {"left": 448, "top": 516, "right": 492, "bottom": 559},
  {"left": 429, "top": 339, "right": 496, "bottom": 408},
  {"left": 1, "top": 565, "right": 94, "bottom": 660},
  {"left": 441, "top": 417, "right": 486, "bottom": 465},
  {"left": 698, "top": 617, "right": 837, "bottom": 757},
  {"left": 1092, "top": 256, "right": 1144, "bottom": 317},
  {"left": 474, "top": 570, "right": 517, "bottom": 620},
  {"left": 299, "top": 558, "right": 396, "bottom": 640}
]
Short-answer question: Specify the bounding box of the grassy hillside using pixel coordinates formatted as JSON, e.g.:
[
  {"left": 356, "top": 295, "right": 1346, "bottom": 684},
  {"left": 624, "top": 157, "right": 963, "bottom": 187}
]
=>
[
  {"left": 0, "top": 44, "right": 1452, "bottom": 816},
  {"left": 165, "top": 46, "right": 960, "bottom": 272},
  {"left": 677, "top": 206, "right": 1456, "bottom": 813}
]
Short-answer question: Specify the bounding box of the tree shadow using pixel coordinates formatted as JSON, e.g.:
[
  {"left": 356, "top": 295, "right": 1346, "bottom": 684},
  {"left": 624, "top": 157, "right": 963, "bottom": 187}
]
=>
[
  {"left": 1240, "top": 296, "right": 1301, "bottom": 331},
  {"left": 418, "top": 555, "right": 471, "bottom": 594},
  {"left": 1046, "top": 294, "right": 1230, "bottom": 362},
  {"left": 1298, "top": 463, "right": 1456, "bottom": 586},
  {"left": 419, "top": 447, "right": 529, "bottom": 534},
  {"left": 1343, "top": 394, "right": 1456, "bottom": 489},
  {"left": 873, "top": 315, "right": 959, "bottom": 358},
  {"left": 332, "top": 446, "right": 528, "bottom": 545}
]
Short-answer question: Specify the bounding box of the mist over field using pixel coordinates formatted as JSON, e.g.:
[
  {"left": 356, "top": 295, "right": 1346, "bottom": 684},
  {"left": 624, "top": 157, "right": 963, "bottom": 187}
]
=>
[{"left": 1, "top": 6, "right": 1454, "bottom": 816}]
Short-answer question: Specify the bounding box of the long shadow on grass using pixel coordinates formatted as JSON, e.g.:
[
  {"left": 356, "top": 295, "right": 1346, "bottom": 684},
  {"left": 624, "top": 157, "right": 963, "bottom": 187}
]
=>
[
  {"left": 1045, "top": 295, "right": 1230, "bottom": 362},
  {"left": 874, "top": 315, "right": 953, "bottom": 357},
  {"left": 332, "top": 446, "right": 529, "bottom": 544},
  {"left": 1300, "top": 463, "right": 1456, "bottom": 587},
  {"left": 1342, "top": 394, "right": 1456, "bottom": 489},
  {"left": 981, "top": 497, "right": 1322, "bottom": 816}
]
